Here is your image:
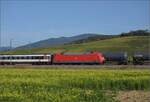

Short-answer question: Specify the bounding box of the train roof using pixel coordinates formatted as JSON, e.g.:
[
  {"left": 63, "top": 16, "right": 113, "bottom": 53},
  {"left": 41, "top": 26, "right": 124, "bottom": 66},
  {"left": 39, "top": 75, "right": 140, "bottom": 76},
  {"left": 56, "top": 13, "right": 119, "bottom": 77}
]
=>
[{"left": 0, "top": 54, "right": 51, "bottom": 57}]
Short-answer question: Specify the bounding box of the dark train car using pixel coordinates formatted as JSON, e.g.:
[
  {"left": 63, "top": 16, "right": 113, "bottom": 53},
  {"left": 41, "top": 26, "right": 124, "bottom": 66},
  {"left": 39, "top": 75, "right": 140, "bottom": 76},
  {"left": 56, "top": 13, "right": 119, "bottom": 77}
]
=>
[
  {"left": 103, "top": 52, "right": 128, "bottom": 65},
  {"left": 52, "top": 52, "right": 105, "bottom": 65},
  {"left": 133, "top": 52, "right": 150, "bottom": 65}
]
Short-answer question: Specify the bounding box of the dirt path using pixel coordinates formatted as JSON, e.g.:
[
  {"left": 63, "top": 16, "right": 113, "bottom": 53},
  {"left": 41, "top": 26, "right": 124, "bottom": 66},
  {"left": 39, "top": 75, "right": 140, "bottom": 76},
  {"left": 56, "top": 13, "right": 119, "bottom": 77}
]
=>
[{"left": 115, "top": 91, "right": 150, "bottom": 102}]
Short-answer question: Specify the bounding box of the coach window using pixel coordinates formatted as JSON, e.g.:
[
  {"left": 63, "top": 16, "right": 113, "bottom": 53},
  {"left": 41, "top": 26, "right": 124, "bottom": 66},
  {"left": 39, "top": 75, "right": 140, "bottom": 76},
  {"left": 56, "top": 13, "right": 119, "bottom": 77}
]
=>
[
  {"left": 35, "top": 56, "right": 39, "bottom": 59},
  {"left": 31, "top": 56, "right": 35, "bottom": 59},
  {"left": 39, "top": 56, "right": 43, "bottom": 59},
  {"left": 29, "top": 56, "right": 32, "bottom": 59},
  {"left": 0, "top": 57, "right": 3, "bottom": 59},
  {"left": 47, "top": 56, "right": 50, "bottom": 59}
]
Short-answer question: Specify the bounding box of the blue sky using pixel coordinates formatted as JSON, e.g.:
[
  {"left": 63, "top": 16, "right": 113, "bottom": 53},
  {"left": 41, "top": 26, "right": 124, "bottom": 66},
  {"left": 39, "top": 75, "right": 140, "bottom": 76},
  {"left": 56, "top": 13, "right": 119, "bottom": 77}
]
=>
[{"left": 0, "top": 0, "right": 150, "bottom": 47}]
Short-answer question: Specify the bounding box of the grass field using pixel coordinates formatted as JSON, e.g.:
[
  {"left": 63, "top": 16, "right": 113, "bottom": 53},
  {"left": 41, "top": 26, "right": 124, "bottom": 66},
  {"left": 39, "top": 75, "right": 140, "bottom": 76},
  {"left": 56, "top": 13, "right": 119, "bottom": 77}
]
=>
[
  {"left": 1, "top": 36, "right": 149, "bottom": 54},
  {"left": 0, "top": 67, "right": 149, "bottom": 102}
]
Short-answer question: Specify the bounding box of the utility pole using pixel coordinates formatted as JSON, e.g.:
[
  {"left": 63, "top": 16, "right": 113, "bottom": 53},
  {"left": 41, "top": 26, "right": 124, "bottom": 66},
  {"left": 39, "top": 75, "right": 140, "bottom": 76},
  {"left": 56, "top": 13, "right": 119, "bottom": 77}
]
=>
[
  {"left": 10, "top": 39, "right": 13, "bottom": 50},
  {"left": 0, "top": 29, "right": 1, "bottom": 48},
  {"left": 28, "top": 41, "right": 31, "bottom": 53},
  {"left": 0, "top": 1, "right": 2, "bottom": 48},
  {"left": 0, "top": 32, "right": 1, "bottom": 48},
  {"left": 0, "top": 1, "right": 1, "bottom": 48}
]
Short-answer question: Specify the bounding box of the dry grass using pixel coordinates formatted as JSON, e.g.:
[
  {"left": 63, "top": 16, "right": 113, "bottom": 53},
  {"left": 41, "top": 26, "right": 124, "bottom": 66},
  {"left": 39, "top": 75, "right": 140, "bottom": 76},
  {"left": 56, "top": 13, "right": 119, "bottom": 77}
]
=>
[{"left": 115, "top": 91, "right": 150, "bottom": 102}]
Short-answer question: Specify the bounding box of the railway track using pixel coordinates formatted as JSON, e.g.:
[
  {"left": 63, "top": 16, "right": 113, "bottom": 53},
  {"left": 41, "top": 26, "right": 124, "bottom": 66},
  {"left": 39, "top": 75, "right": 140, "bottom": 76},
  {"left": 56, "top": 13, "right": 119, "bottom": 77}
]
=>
[{"left": 0, "top": 65, "right": 149, "bottom": 69}]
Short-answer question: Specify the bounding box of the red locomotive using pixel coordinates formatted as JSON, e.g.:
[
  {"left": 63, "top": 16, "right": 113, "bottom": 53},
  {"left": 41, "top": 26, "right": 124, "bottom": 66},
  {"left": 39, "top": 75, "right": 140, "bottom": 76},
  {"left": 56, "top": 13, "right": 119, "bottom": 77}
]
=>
[{"left": 52, "top": 51, "right": 105, "bottom": 64}]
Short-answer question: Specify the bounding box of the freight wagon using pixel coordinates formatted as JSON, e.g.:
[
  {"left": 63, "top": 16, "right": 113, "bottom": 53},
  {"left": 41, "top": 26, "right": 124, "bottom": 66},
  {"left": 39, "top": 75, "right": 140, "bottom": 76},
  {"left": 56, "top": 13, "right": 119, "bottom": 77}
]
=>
[
  {"left": 133, "top": 52, "right": 150, "bottom": 65},
  {"left": 103, "top": 52, "right": 128, "bottom": 65}
]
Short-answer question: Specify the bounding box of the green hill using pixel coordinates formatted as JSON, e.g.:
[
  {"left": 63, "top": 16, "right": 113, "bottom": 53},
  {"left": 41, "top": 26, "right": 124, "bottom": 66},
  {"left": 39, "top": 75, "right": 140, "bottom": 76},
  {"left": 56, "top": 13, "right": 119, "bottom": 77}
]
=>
[{"left": 1, "top": 36, "right": 149, "bottom": 54}]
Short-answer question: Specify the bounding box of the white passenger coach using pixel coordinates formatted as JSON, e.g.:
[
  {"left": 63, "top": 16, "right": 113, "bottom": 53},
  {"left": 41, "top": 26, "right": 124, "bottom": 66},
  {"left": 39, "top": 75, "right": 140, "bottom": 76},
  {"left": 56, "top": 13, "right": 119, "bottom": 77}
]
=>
[{"left": 0, "top": 54, "right": 52, "bottom": 65}]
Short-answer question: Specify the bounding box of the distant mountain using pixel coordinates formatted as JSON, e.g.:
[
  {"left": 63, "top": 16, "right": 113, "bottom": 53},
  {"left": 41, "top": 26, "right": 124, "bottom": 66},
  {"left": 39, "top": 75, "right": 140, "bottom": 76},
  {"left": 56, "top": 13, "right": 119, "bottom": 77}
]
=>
[
  {"left": 15, "top": 34, "right": 99, "bottom": 49},
  {"left": 0, "top": 47, "right": 11, "bottom": 51},
  {"left": 68, "top": 35, "right": 118, "bottom": 44},
  {"left": 69, "top": 30, "right": 150, "bottom": 44}
]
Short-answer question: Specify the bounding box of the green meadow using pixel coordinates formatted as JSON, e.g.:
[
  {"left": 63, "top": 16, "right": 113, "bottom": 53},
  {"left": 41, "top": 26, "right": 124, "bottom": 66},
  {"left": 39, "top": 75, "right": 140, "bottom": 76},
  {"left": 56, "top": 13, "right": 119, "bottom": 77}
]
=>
[
  {"left": 0, "top": 67, "right": 149, "bottom": 102},
  {"left": 2, "top": 36, "right": 149, "bottom": 54}
]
